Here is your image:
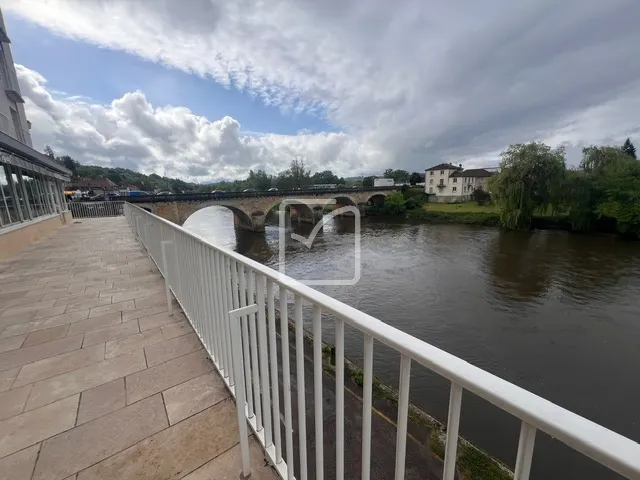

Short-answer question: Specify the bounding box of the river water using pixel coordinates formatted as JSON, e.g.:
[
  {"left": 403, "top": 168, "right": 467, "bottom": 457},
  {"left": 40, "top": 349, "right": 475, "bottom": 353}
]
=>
[{"left": 184, "top": 207, "right": 640, "bottom": 480}]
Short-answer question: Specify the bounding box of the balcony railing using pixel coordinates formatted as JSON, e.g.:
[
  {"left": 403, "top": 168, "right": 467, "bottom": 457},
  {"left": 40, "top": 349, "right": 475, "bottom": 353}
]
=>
[
  {"left": 124, "top": 202, "right": 640, "bottom": 480},
  {"left": 70, "top": 201, "right": 124, "bottom": 218}
]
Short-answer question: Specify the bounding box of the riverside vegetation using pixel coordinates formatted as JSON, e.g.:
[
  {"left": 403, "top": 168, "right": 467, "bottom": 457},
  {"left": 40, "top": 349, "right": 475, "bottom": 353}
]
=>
[{"left": 373, "top": 138, "right": 640, "bottom": 238}]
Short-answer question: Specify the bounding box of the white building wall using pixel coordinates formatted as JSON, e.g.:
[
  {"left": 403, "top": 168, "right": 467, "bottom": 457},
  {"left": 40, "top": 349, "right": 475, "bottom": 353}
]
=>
[
  {"left": 0, "top": 9, "right": 32, "bottom": 147},
  {"left": 425, "top": 167, "right": 461, "bottom": 196}
]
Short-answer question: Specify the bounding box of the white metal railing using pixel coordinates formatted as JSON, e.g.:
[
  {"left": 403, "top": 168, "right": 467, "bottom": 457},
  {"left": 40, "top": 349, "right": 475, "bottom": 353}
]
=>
[
  {"left": 69, "top": 201, "right": 124, "bottom": 219},
  {"left": 124, "top": 202, "right": 640, "bottom": 480}
]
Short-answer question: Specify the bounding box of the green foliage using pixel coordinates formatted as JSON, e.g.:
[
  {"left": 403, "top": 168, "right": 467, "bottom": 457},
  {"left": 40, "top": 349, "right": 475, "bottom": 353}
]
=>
[
  {"left": 383, "top": 169, "right": 410, "bottom": 184},
  {"left": 489, "top": 142, "right": 566, "bottom": 230},
  {"left": 409, "top": 172, "right": 423, "bottom": 185},
  {"left": 593, "top": 155, "right": 640, "bottom": 236},
  {"left": 362, "top": 176, "right": 374, "bottom": 187},
  {"left": 247, "top": 169, "right": 272, "bottom": 191},
  {"left": 312, "top": 170, "right": 344, "bottom": 185},
  {"left": 622, "top": 138, "right": 637, "bottom": 159},
  {"left": 472, "top": 188, "right": 491, "bottom": 206},
  {"left": 383, "top": 190, "right": 407, "bottom": 215}
]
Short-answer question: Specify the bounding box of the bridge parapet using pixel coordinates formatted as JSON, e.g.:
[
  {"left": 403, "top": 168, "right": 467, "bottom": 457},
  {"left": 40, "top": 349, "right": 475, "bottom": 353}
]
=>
[{"left": 128, "top": 187, "right": 397, "bottom": 231}]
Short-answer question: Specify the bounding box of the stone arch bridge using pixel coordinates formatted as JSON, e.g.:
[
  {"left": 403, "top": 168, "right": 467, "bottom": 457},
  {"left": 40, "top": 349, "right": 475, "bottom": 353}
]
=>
[{"left": 127, "top": 187, "right": 396, "bottom": 232}]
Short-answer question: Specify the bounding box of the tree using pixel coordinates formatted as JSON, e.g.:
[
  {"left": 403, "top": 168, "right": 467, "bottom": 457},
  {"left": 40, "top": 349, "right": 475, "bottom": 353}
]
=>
[
  {"left": 488, "top": 142, "right": 566, "bottom": 230},
  {"left": 248, "top": 169, "right": 272, "bottom": 191},
  {"left": 289, "top": 158, "right": 311, "bottom": 188},
  {"left": 58, "top": 155, "right": 79, "bottom": 176},
  {"left": 44, "top": 145, "right": 55, "bottom": 160},
  {"left": 382, "top": 169, "right": 410, "bottom": 184},
  {"left": 472, "top": 188, "right": 491, "bottom": 206},
  {"left": 409, "top": 172, "right": 423, "bottom": 186},
  {"left": 622, "top": 138, "right": 637, "bottom": 159},
  {"left": 362, "top": 176, "right": 375, "bottom": 187},
  {"left": 581, "top": 145, "right": 630, "bottom": 174},
  {"left": 311, "top": 170, "right": 340, "bottom": 185},
  {"left": 383, "top": 191, "right": 406, "bottom": 215}
]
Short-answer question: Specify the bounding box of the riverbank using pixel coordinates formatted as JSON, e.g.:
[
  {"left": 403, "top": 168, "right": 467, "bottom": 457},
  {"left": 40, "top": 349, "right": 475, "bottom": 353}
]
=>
[{"left": 279, "top": 310, "right": 513, "bottom": 480}]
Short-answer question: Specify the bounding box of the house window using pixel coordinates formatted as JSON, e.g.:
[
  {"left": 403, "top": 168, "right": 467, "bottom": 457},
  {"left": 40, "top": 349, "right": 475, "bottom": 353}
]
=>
[
  {"left": 453, "top": 178, "right": 457, "bottom": 183},
  {"left": 429, "top": 187, "right": 433, "bottom": 193},
  {"left": 430, "top": 171, "right": 434, "bottom": 176},
  {"left": 452, "top": 187, "right": 457, "bottom": 193},
  {"left": 439, "top": 180, "right": 444, "bottom": 186},
  {"left": 440, "top": 170, "right": 444, "bottom": 175},
  {"left": 429, "top": 179, "right": 433, "bottom": 185}
]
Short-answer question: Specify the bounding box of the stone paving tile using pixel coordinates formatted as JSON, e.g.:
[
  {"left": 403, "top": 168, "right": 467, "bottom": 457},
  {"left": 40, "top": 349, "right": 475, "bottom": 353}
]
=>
[
  {"left": 63, "top": 297, "right": 112, "bottom": 313},
  {"left": 0, "top": 444, "right": 40, "bottom": 480},
  {"left": 0, "top": 384, "right": 32, "bottom": 421},
  {"left": 88, "top": 300, "right": 135, "bottom": 318},
  {"left": 32, "top": 394, "right": 168, "bottom": 480},
  {"left": 97, "top": 285, "right": 139, "bottom": 297},
  {"left": 77, "top": 399, "right": 238, "bottom": 480},
  {"left": 3, "top": 295, "right": 45, "bottom": 308},
  {"left": 144, "top": 332, "right": 202, "bottom": 367},
  {"left": 160, "top": 321, "right": 192, "bottom": 340},
  {"left": 183, "top": 436, "right": 277, "bottom": 480},
  {"left": 0, "top": 395, "right": 79, "bottom": 458},
  {"left": 13, "top": 344, "right": 105, "bottom": 389},
  {"left": 138, "top": 311, "right": 185, "bottom": 331},
  {"left": 0, "top": 367, "right": 19, "bottom": 392},
  {"left": 126, "top": 349, "right": 213, "bottom": 405},
  {"left": 162, "top": 372, "right": 229, "bottom": 425},
  {"left": 76, "top": 378, "right": 125, "bottom": 425},
  {"left": 22, "top": 324, "right": 70, "bottom": 348},
  {"left": 110, "top": 287, "right": 164, "bottom": 304},
  {"left": 26, "top": 349, "right": 146, "bottom": 411},
  {"left": 135, "top": 293, "right": 174, "bottom": 309},
  {"left": 104, "top": 327, "right": 164, "bottom": 359},
  {"left": 67, "top": 312, "right": 122, "bottom": 336},
  {"left": 121, "top": 303, "right": 168, "bottom": 322},
  {"left": 0, "top": 300, "right": 56, "bottom": 318},
  {"left": 33, "top": 305, "right": 68, "bottom": 320},
  {"left": 0, "top": 334, "right": 26, "bottom": 353},
  {"left": 82, "top": 320, "right": 139, "bottom": 347},
  {"left": 31, "top": 309, "right": 92, "bottom": 331},
  {"left": 0, "top": 335, "right": 84, "bottom": 372}
]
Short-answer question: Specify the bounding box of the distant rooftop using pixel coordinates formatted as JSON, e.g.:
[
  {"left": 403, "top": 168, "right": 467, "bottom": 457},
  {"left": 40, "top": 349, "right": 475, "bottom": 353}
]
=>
[
  {"left": 425, "top": 163, "right": 462, "bottom": 172},
  {"left": 450, "top": 168, "right": 494, "bottom": 178}
]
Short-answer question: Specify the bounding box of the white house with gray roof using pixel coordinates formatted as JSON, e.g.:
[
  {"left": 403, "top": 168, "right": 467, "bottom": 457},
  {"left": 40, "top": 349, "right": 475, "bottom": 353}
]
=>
[{"left": 424, "top": 163, "right": 493, "bottom": 202}]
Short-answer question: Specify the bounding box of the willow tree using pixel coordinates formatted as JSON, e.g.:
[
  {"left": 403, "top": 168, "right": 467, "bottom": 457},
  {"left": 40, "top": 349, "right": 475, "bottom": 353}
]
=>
[{"left": 489, "top": 142, "right": 566, "bottom": 230}]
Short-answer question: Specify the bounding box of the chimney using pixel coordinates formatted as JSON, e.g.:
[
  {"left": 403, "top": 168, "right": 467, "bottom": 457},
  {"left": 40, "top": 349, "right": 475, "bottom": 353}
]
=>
[{"left": 459, "top": 163, "right": 462, "bottom": 168}]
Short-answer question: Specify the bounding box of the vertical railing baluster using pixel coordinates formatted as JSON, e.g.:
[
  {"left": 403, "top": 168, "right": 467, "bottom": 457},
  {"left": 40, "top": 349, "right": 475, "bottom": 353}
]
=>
[
  {"left": 231, "top": 260, "right": 240, "bottom": 310},
  {"left": 335, "top": 317, "right": 345, "bottom": 480},
  {"left": 239, "top": 264, "right": 254, "bottom": 418},
  {"left": 248, "top": 269, "right": 263, "bottom": 429},
  {"left": 207, "top": 248, "right": 222, "bottom": 368},
  {"left": 223, "top": 256, "right": 235, "bottom": 385},
  {"left": 313, "top": 305, "right": 324, "bottom": 480},
  {"left": 295, "top": 294, "right": 308, "bottom": 480},
  {"left": 213, "top": 251, "right": 228, "bottom": 376},
  {"left": 199, "top": 242, "right": 212, "bottom": 354},
  {"left": 280, "top": 286, "right": 295, "bottom": 480},
  {"left": 257, "top": 274, "right": 273, "bottom": 447},
  {"left": 267, "top": 279, "right": 282, "bottom": 463},
  {"left": 361, "top": 334, "right": 374, "bottom": 480},
  {"left": 394, "top": 355, "right": 411, "bottom": 480},
  {"left": 514, "top": 422, "right": 537, "bottom": 480},
  {"left": 443, "top": 383, "right": 463, "bottom": 480}
]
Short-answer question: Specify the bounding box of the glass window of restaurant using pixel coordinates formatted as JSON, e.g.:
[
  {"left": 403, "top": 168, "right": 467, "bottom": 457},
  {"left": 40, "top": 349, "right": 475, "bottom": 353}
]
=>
[{"left": 1, "top": 155, "right": 67, "bottom": 231}]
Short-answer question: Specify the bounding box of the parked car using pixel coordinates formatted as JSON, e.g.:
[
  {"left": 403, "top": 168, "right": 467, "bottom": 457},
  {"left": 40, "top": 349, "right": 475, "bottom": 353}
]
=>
[
  {"left": 243, "top": 188, "right": 256, "bottom": 192},
  {"left": 156, "top": 191, "right": 173, "bottom": 195},
  {"left": 268, "top": 187, "right": 278, "bottom": 192}
]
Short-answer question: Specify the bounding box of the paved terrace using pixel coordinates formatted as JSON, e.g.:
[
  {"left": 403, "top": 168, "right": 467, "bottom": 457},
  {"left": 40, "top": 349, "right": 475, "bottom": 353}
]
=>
[{"left": 0, "top": 217, "right": 276, "bottom": 480}]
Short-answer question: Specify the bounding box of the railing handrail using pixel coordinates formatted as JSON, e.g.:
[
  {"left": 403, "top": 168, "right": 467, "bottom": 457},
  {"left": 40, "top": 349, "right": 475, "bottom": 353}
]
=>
[{"left": 125, "top": 202, "right": 640, "bottom": 479}]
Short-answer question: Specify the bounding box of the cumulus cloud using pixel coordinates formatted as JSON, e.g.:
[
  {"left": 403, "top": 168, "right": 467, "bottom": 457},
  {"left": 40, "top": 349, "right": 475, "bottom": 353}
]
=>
[
  {"left": 8, "top": 0, "right": 640, "bottom": 173},
  {"left": 17, "top": 65, "right": 384, "bottom": 181}
]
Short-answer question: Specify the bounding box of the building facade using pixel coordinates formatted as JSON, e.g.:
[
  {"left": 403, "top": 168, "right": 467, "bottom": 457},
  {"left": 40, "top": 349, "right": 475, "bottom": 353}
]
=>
[
  {"left": 424, "top": 163, "right": 493, "bottom": 202},
  {"left": 0, "top": 7, "right": 72, "bottom": 258}
]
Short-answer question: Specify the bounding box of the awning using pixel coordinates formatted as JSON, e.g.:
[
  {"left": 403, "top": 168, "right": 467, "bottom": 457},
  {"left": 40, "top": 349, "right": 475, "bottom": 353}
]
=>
[{"left": 0, "top": 131, "right": 71, "bottom": 181}]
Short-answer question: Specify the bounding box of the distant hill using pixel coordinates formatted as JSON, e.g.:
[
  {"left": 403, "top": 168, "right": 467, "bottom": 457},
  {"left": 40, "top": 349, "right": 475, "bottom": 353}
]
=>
[{"left": 70, "top": 164, "right": 205, "bottom": 193}]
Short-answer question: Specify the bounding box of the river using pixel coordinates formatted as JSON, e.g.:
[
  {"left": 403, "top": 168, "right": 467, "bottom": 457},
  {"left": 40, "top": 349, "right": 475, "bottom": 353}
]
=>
[{"left": 184, "top": 207, "right": 640, "bottom": 480}]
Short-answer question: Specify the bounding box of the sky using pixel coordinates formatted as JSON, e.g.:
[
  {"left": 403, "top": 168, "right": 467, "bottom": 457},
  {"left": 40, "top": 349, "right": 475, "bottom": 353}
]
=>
[{"left": 4, "top": 0, "right": 640, "bottom": 182}]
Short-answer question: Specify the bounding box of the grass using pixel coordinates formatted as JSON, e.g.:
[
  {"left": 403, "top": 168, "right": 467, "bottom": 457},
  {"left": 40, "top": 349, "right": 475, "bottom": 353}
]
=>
[{"left": 422, "top": 202, "right": 498, "bottom": 213}]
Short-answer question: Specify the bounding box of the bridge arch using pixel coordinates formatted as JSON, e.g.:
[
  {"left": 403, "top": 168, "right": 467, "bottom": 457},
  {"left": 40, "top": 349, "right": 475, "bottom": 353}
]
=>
[{"left": 366, "top": 192, "right": 387, "bottom": 207}]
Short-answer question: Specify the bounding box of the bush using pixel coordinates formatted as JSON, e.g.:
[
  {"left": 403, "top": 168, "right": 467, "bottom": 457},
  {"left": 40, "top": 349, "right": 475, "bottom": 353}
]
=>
[
  {"left": 383, "top": 191, "right": 407, "bottom": 216},
  {"left": 472, "top": 188, "right": 491, "bottom": 206}
]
